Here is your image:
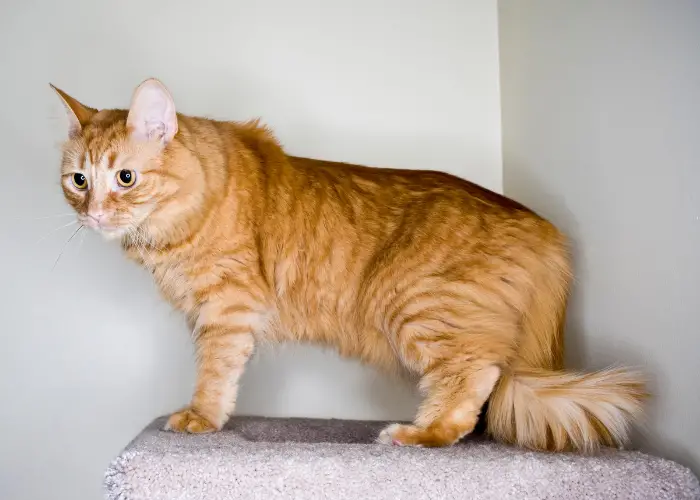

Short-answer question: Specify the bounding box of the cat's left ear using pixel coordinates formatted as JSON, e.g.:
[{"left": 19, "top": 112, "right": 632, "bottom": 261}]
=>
[
  {"left": 126, "top": 78, "right": 178, "bottom": 145},
  {"left": 50, "top": 84, "right": 97, "bottom": 138}
]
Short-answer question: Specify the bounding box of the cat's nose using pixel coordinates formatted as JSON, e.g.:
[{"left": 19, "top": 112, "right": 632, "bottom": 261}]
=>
[{"left": 87, "top": 211, "right": 105, "bottom": 227}]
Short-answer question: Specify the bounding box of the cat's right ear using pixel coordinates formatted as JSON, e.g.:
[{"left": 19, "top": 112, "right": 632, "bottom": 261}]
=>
[
  {"left": 126, "top": 78, "right": 178, "bottom": 145},
  {"left": 50, "top": 84, "right": 97, "bottom": 138}
]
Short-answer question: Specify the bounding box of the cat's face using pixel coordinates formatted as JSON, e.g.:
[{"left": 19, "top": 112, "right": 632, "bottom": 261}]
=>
[
  {"left": 54, "top": 80, "right": 181, "bottom": 241},
  {"left": 60, "top": 117, "right": 171, "bottom": 240}
]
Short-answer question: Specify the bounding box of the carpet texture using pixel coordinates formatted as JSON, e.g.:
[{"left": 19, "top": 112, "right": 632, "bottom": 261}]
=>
[{"left": 105, "top": 416, "right": 700, "bottom": 500}]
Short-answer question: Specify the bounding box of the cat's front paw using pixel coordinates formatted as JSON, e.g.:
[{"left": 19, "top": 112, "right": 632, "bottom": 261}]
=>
[{"left": 164, "top": 408, "right": 219, "bottom": 433}]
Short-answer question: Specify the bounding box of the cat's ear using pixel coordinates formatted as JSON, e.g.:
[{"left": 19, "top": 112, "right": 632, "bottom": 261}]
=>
[
  {"left": 126, "top": 78, "right": 178, "bottom": 145},
  {"left": 50, "top": 84, "right": 97, "bottom": 138}
]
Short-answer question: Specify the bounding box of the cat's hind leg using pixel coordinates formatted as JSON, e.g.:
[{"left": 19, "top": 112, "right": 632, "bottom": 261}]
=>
[
  {"left": 378, "top": 360, "right": 501, "bottom": 447},
  {"left": 377, "top": 300, "right": 517, "bottom": 447}
]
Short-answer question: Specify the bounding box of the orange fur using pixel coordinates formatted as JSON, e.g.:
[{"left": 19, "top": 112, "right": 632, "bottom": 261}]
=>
[{"left": 52, "top": 79, "right": 646, "bottom": 451}]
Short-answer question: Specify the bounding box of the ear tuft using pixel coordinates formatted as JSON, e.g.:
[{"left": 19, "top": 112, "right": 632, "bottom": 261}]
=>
[
  {"left": 50, "top": 84, "right": 97, "bottom": 138},
  {"left": 126, "top": 78, "right": 178, "bottom": 145}
]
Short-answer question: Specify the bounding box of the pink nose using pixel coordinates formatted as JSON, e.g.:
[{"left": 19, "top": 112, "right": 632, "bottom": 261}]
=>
[{"left": 87, "top": 212, "right": 105, "bottom": 227}]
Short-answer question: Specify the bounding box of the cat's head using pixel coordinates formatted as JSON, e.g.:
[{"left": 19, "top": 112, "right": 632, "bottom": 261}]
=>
[{"left": 53, "top": 78, "right": 199, "bottom": 243}]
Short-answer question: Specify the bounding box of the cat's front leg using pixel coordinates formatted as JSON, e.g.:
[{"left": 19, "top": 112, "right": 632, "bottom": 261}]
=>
[{"left": 165, "top": 291, "right": 263, "bottom": 433}]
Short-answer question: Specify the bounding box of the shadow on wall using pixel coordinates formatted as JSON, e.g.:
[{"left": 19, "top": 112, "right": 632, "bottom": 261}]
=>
[
  {"left": 505, "top": 166, "right": 699, "bottom": 476},
  {"left": 237, "top": 343, "right": 422, "bottom": 422}
]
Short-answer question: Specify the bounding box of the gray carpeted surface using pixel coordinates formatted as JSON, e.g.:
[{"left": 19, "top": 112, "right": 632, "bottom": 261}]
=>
[{"left": 104, "top": 416, "right": 700, "bottom": 500}]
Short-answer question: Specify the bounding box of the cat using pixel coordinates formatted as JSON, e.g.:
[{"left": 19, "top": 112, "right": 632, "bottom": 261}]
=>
[{"left": 52, "top": 78, "right": 646, "bottom": 451}]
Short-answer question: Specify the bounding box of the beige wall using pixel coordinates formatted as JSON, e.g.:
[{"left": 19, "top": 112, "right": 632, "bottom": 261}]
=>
[
  {"left": 0, "top": 1, "right": 502, "bottom": 499},
  {"left": 499, "top": 0, "right": 700, "bottom": 474}
]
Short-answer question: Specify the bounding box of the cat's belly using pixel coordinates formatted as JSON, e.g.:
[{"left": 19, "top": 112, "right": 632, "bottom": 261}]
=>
[{"left": 270, "top": 293, "right": 402, "bottom": 374}]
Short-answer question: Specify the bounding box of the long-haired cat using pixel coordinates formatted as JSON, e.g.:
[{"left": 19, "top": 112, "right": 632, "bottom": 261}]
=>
[{"left": 51, "top": 78, "right": 646, "bottom": 451}]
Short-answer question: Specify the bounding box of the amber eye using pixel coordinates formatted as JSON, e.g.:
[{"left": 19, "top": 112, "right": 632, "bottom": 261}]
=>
[
  {"left": 72, "top": 173, "right": 87, "bottom": 190},
  {"left": 117, "top": 169, "right": 136, "bottom": 187}
]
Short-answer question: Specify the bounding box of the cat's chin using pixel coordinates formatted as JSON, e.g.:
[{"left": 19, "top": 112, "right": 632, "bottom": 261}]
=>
[{"left": 98, "top": 228, "right": 128, "bottom": 241}]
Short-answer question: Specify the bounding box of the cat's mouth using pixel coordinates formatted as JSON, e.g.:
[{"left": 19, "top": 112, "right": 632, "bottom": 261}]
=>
[{"left": 79, "top": 216, "right": 129, "bottom": 239}]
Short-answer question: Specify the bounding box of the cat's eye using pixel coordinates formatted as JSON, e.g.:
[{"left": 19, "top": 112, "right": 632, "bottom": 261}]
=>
[
  {"left": 117, "top": 169, "right": 136, "bottom": 188},
  {"left": 72, "top": 173, "right": 87, "bottom": 190}
]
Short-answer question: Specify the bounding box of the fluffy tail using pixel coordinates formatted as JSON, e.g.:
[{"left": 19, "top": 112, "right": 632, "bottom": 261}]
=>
[{"left": 486, "top": 366, "right": 647, "bottom": 452}]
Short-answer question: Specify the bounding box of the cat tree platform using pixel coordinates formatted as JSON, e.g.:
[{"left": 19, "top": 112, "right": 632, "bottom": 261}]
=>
[{"left": 104, "top": 416, "right": 699, "bottom": 500}]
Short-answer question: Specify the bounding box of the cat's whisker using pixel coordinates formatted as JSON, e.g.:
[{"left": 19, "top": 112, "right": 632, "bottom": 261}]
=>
[
  {"left": 75, "top": 227, "right": 88, "bottom": 257},
  {"left": 51, "top": 225, "right": 84, "bottom": 271},
  {"left": 142, "top": 239, "right": 159, "bottom": 271},
  {"left": 129, "top": 227, "right": 157, "bottom": 271},
  {"left": 35, "top": 220, "right": 78, "bottom": 244}
]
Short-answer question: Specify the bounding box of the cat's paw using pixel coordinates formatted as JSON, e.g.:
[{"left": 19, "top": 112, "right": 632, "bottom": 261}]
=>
[
  {"left": 377, "top": 423, "right": 424, "bottom": 447},
  {"left": 164, "top": 408, "right": 218, "bottom": 433}
]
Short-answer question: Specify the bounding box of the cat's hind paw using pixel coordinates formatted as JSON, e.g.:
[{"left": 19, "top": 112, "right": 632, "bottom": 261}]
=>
[{"left": 377, "top": 423, "right": 424, "bottom": 447}]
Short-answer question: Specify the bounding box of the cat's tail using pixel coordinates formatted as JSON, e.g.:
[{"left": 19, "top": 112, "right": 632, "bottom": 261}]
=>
[{"left": 485, "top": 366, "right": 647, "bottom": 452}]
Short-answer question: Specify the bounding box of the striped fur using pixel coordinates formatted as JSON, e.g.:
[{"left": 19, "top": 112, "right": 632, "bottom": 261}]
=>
[{"left": 53, "top": 79, "right": 646, "bottom": 451}]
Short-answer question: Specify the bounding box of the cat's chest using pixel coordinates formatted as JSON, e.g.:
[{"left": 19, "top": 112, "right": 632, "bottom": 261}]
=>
[{"left": 148, "top": 258, "right": 197, "bottom": 311}]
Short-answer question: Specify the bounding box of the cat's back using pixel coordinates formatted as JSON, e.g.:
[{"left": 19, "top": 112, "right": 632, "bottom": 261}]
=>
[
  {"left": 279, "top": 155, "right": 567, "bottom": 277},
  {"left": 285, "top": 155, "right": 539, "bottom": 220}
]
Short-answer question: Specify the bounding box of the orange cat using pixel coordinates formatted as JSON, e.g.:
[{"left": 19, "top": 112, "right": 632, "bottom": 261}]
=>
[{"left": 52, "top": 78, "right": 646, "bottom": 451}]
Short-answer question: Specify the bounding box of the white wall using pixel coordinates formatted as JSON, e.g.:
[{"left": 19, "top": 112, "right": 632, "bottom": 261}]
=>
[
  {"left": 499, "top": 0, "right": 700, "bottom": 474},
  {"left": 0, "top": 1, "right": 502, "bottom": 499}
]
